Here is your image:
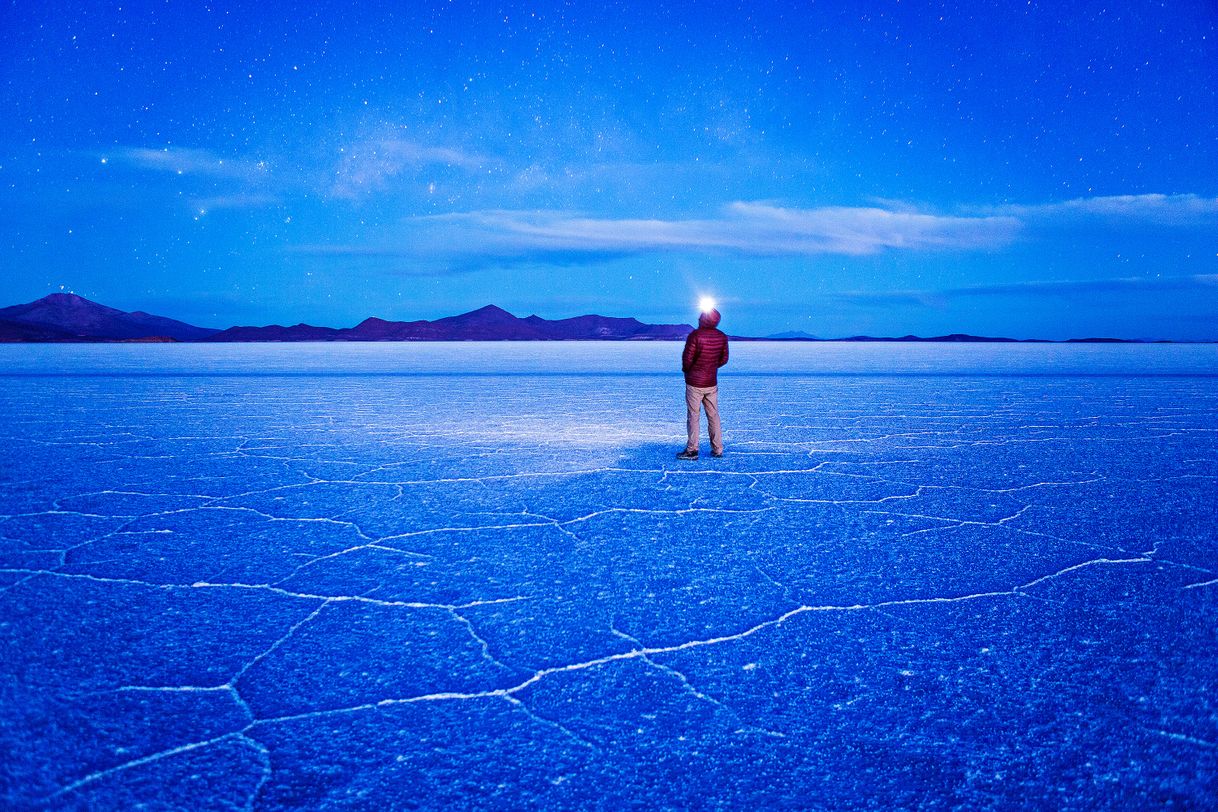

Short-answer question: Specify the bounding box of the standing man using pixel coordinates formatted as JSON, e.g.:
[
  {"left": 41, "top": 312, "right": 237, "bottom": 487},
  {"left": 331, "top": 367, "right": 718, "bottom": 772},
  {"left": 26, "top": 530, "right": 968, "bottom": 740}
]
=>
[{"left": 678, "top": 302, "right": 729, "bottom": 460}]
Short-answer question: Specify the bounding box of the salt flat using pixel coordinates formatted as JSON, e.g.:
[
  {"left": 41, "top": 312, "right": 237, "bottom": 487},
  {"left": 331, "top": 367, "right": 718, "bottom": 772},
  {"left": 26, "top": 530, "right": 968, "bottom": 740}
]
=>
[{"left": 1, "top": 343, "right": 1216, "bottom": 809}]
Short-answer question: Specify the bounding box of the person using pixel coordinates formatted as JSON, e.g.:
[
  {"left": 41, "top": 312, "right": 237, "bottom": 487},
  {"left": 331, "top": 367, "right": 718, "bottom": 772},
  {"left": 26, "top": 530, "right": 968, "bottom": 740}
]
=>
[{"left": 677, "top": 307, "right": 729, "bottom": 460}]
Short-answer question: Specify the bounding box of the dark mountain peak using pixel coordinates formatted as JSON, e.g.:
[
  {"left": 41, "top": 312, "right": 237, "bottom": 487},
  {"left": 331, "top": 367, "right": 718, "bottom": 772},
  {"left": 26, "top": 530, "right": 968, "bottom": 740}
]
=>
[
  {"left": 445, "top": 304, "right": 518, "bottom": 323},
  {"left": 1, "top": 292, "right": 123, "bottom": 319},
  {"left": 345, "top": 316, "right": 428, "bottom": 340},
  {"left": 0, "top": 292, "right": 217, "bottom": 341},
  {"left": 428, "top": 305, "right": 531, "bottom": 338},
  {"left": 469, "top": 304, "right": 513, "bottom": 317},
  {"left": 38, "top": 292, "right": 97, "bottom": 306},
  {"left": 355, "top": 316, "right": 393, "bottom": 328}
]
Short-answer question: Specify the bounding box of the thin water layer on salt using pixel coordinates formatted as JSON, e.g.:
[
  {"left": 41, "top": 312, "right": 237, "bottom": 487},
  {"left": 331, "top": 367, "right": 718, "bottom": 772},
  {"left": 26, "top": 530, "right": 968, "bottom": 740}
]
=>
[
  {"left": 1, "top": 339, "right": 1216, "bottom": 376},
  {"left": 1, "top": 344, "right": 1215, "bottom": 809}
]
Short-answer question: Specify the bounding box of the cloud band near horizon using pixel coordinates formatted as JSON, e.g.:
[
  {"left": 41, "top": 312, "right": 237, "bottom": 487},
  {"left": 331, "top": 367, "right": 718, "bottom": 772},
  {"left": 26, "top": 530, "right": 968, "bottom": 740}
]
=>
[
  {"left": 837, "top": 273, "right": 1218, "bottom": 308},
  {"left": 292, "top": 193, "right": 1217, "bottom": 270},
  {"left": 296, "top": 202, "right": 1025, "bottom": 266}
]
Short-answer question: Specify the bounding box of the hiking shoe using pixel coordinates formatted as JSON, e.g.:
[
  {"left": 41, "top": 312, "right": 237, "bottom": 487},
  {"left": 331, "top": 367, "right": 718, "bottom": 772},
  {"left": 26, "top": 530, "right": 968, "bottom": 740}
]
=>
[{"left": 676, "top": 450, "right": 699, "bottom": 460}]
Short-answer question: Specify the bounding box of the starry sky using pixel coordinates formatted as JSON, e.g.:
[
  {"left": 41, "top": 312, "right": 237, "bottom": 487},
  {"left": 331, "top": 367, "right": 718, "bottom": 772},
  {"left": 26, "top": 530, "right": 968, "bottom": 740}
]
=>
[{"left": 2, "top": 0, "right": 1216, "bottom": 339}]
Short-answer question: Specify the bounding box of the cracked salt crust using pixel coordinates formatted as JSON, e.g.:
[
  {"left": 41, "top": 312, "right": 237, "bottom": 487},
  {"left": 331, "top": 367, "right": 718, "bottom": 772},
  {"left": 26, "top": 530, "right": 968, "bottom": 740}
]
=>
[{"left": 1, "top": 349, "right": 1216, "bottom": 808}]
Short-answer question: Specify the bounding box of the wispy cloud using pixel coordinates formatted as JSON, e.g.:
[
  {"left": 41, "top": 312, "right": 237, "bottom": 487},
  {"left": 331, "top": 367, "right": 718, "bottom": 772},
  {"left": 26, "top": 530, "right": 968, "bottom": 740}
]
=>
[
  {"left": 298, "top": 202, "right": 1020, "bottom": 268},
  {"left": 839, "top": 274, "right": 1218, "bottom": 308},
  {"left": 101, "top": 147, "right": 280, "bottom": 212},
  {"left": 975, "top": 193, "right": 1218, "bottom": 225},
  {"left": 459, "top": 202, "right": 1021, "bottom": 255},
  {"left": 189, "top": 193, "right": 280, "bottom": 211},
  {"left": 290, "top": 242, "right": 630, "bottom": 276},
  {"left": 955, "top": 274, "right": 1218, "bottom": 296},
  {"left": 108, "top": 147, "right": 271, "bottom": 182},
  {"left": 297, "top": 191, "right": 1217, "bottom": 275},
  {"left": 329, "top": 138, "right": 490, "bottom": 199},
  {"left": 834, "top": 291, "right": 952, "bottom": 308}
]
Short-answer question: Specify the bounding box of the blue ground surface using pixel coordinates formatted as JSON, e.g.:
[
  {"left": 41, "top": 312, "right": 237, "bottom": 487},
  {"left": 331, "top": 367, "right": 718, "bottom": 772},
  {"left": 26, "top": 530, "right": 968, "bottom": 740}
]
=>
[{"left": 1, "top": 344, "right": 1216, "bottom": 809}]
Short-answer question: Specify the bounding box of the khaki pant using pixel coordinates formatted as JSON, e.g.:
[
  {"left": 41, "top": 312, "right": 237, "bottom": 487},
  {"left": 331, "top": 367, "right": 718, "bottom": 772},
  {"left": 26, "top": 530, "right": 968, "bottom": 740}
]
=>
[{"left": 685, "top": 384, "right": 723, "bottom": 455}]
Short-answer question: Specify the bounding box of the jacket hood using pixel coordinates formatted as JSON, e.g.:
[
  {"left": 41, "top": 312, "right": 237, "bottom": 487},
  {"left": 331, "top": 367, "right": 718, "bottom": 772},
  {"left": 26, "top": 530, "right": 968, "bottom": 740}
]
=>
[{"left": 698, "top": 309, "right": 721, "bottom": 329}]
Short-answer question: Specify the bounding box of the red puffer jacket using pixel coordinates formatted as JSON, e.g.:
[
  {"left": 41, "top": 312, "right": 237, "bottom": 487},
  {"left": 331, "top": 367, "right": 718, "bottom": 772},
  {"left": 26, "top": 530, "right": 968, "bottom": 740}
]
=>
[{"left": 682, "top": 311, "right": 729, "bottom": 387}]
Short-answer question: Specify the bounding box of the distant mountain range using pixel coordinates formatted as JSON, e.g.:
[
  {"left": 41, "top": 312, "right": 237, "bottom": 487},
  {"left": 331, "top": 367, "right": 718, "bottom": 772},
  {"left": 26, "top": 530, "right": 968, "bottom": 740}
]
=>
[
  {"left": 204, "top": 304, "right": 693, "bottom": 342},
  {"left": 0, "top": 294, "right": 691, "bottom": 343},
  {"left": 0, "top": 293, "right": 1191, "bottom": 343}
]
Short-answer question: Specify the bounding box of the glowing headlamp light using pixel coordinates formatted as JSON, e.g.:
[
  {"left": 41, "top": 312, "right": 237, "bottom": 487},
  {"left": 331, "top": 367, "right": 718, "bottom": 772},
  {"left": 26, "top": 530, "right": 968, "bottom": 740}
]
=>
[{"left": 699, "top": 296, "right": 717, "bottom": 313}]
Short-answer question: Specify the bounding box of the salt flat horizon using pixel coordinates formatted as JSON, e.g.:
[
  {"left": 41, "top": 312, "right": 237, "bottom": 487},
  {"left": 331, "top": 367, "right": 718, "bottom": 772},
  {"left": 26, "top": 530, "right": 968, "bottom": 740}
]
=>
[
  {"left": 2, "top": 340, "right": 1216, "bottom": 378},
  {"left": 1, "top": 342, "right": 1215, "bottom": 808}
]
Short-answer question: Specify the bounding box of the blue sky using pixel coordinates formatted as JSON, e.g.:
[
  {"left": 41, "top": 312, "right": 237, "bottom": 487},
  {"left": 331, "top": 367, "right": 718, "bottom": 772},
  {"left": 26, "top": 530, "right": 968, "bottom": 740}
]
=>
[{"left": 2, "top": 0, "right": 1216, "bottom": 339}]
